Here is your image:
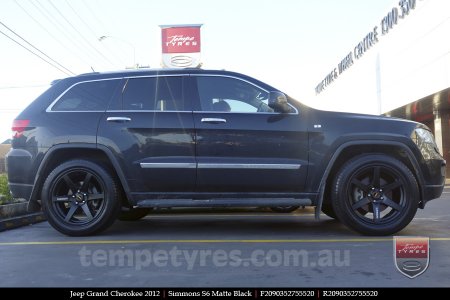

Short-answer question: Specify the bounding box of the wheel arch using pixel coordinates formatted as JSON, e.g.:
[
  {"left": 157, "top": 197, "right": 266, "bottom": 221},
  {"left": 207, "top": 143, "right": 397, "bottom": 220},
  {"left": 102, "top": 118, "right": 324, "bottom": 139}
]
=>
[
  {"left": 316, "top": 141, "right": 425, "bottom": 218},
  {"left": 28, "top": 144, "right": 132, "bottom": 211}
]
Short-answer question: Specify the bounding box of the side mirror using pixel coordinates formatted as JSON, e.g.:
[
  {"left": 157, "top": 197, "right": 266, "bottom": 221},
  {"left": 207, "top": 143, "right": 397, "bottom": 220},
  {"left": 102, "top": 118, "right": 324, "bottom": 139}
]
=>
[{"left": 268, "top": 91, "right": 292, "bottom": 113}]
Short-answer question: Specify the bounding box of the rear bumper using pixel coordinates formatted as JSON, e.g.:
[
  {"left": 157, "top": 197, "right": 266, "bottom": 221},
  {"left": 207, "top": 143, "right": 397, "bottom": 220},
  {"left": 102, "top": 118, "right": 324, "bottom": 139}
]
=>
[
  {"left": 6, "top": 148, "right": 34, "bottom": 201},
  {"left": 7, "top": 183, "right": 33, "bottom": 200}
]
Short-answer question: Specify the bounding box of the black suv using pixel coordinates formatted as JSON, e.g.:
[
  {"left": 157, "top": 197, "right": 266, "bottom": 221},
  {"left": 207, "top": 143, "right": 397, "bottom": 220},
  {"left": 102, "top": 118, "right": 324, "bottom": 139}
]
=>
[{"left": 6, "top": 69, "right": 446, "bottom": 236}]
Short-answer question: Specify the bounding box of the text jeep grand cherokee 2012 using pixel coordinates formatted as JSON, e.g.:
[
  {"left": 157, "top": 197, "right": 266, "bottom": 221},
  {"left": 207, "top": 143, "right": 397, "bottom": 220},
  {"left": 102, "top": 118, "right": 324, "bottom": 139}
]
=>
[{"left": 6, "top": 69, "right": 446, "bottom": 236}]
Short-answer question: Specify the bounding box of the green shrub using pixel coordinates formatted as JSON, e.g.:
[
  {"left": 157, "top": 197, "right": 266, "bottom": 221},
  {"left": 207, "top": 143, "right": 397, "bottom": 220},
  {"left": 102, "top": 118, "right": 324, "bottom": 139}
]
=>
[{"left": 0, "top": 174, "right": 13, "bottom": 204}]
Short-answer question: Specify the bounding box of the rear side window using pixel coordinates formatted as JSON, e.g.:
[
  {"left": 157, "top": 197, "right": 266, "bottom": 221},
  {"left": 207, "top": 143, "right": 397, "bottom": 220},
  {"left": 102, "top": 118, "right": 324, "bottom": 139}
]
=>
[
  {"left": 122, "top": 76, "right": 185, "bottom": 111},
  {"left": 52, "top": 80, "right": 120, "bottom": 111}
]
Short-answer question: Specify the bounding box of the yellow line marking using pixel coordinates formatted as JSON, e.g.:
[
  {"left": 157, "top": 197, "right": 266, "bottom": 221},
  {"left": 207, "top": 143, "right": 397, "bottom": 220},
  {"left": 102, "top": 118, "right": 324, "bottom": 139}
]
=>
[{"left": 0, "top": 237, "right": 449, "bottom": 246}]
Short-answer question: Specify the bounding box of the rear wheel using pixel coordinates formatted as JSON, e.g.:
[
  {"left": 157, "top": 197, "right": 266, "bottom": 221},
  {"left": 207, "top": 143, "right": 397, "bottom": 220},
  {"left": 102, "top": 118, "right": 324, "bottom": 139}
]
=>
[
  {"left": 332, "top": 154, "right": 419, "bottom": 236},
  {"left": 41, "top": 160, "right": 120, "bottom": 236}
]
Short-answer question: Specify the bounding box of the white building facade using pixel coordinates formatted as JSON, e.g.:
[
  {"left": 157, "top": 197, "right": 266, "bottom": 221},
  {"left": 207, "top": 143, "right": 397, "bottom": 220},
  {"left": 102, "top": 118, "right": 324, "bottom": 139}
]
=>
[{"left": 314, "top": 0, "right": 450, "bottom": 175}]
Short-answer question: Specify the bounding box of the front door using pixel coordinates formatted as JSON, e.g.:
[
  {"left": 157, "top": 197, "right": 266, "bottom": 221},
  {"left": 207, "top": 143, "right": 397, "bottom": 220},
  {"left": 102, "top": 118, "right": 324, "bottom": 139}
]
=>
[{"left": 190, "top": 75, "right": 308, "bottom": 193}]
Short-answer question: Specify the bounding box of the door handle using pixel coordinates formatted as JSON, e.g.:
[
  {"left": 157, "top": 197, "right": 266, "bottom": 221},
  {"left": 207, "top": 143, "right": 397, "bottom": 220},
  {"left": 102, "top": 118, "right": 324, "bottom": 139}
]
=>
[
  {"left": 107, "top": 117, "right": 131, "bottom": 122},
  {"left": 201, "top": 118, "right": 227, "bottom": 124}
]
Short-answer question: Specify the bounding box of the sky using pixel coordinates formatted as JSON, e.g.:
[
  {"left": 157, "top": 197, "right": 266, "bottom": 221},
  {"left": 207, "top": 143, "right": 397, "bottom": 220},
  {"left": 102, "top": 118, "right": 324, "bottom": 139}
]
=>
[{"left": 0, "top": 0, "right": 395, "bottom": 143}]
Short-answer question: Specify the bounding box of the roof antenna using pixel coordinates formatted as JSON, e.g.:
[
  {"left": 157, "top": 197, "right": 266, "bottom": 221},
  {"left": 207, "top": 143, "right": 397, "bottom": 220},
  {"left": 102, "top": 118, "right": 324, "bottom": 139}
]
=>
[{"left": 90, "top": 66, "right": 95, "bottom": 72}]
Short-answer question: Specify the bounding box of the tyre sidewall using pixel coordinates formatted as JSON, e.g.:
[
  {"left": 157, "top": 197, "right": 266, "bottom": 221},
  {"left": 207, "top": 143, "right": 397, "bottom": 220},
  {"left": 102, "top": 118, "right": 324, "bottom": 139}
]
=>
[
  {"left": 41, "top": 160, "right": 120, "bottom": 236},
  {"left": 332, "top": 154, "right": 419, "bottom": 235}
]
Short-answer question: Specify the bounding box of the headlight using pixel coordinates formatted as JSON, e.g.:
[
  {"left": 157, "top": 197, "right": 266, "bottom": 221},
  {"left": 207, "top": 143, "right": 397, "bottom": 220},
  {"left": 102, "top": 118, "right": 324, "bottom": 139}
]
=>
[
  {"left": 412, "top": 128, "right": 441, "bottom": 157},
  {"left": 414, "top": 128, "right": 436, "bottom": 145}
]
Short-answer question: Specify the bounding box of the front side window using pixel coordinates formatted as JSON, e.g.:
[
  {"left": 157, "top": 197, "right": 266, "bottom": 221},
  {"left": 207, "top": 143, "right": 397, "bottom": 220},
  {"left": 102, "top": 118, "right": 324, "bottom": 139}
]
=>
[
  {"left": 52, "top": 79, "right": 120, "bottom": 111},
  {"left": 122, "top": 76, "right": 185, "bottom": 111},
  {"left": 196, "top": 76, "right": 273, "bottom": 113}
]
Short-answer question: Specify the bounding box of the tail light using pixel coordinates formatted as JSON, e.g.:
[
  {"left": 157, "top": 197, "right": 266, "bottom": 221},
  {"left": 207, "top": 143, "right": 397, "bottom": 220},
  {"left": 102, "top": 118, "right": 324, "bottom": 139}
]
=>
[{"left": 12, "top": 119, "right": 30, "bottom": 138}]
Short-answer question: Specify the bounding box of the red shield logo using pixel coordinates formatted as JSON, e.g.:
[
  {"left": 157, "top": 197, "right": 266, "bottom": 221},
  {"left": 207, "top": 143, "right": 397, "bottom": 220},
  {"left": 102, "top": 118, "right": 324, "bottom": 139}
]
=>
[{"left": 394, "top": 236, "right": 430, "bottom": 278}]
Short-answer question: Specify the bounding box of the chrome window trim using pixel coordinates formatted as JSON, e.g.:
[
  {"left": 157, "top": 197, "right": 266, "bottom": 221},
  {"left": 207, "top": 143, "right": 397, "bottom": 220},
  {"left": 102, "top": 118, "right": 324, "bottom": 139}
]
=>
[
  {"left": 46, "top": 72, "right": 298, "bottom": 115},
  {"left": 122, "top": 74, "right": 189, "bottom": 79},
  {"left": 46, "top": 74, "right": 189, "bottom": 113},
  {"left": 46, "top": 77, "right": 123, "bottom": 112},
  {"left": 190, "top": 74, "right": 299, "bottom": 115},
  {"left": 45, "top": 110, "right": 106, "bottom": 113},
  {"left": 193, "top": 111, "right": 282, "bottom": 115},
  {"left": 106, "top": 110, "right": 192, "bottom": 113}
]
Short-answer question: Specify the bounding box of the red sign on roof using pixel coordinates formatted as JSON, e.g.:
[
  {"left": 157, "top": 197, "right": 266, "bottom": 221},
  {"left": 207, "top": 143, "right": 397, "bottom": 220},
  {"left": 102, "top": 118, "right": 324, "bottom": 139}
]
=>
[{"left": 161, "top": 27, "right": 201, "bottom": 54}]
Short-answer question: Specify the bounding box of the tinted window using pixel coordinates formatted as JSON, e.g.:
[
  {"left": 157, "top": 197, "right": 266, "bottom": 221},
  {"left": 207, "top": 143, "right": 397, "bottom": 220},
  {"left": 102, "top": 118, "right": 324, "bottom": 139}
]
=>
[
  {"left": 196, "top": 76, "right": 272, "bottom": 113},
  {"left": 122, "top": 76, "right": 185, "bottom": 111},
  {"left": 52, "top": 80, "right": 120, "bottom": 111}
]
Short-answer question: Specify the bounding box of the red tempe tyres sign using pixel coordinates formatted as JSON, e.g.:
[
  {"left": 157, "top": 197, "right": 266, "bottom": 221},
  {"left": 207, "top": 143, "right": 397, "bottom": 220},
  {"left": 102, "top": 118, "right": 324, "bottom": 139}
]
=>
[{"left": 162, "top": 27, "right": 201, "bottom": 54}]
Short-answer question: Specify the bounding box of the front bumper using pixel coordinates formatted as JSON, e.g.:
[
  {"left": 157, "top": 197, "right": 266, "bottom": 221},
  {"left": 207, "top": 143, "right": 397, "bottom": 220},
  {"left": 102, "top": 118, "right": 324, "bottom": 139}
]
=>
[{"left": 420, "top": 159, "right": 446, "bottom": 208}]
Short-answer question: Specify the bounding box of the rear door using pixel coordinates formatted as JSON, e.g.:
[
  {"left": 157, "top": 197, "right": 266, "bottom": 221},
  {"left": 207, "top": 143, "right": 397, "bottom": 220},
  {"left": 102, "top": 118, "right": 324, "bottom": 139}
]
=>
[
  {"left": 190, "top": 74, "right": 309, "bottom": 193},
  {"left": 97, "top": 75, "right": 196, "bottom": 197}
]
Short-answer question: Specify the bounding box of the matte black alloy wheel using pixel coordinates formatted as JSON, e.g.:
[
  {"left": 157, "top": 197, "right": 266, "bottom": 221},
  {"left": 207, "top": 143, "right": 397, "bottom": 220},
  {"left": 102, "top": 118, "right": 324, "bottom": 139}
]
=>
[
  {"left": 42, "top": 160, "right": 120, "bottom": 236},
  {"left": 332, "top": 154, "right": 418, "bottom": 236},
  {"left": 346, "top": 165, "right": 406, "bottom": 224},
  {"left": 51, "top": 169, "right": 106, "bottom": 225}
]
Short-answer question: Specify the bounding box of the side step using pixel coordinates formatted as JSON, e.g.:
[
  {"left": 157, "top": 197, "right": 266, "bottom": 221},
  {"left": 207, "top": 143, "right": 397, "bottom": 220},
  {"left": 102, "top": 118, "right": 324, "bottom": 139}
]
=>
[{"left": 136, "top": 198, "right": 312, "bottom": 208}]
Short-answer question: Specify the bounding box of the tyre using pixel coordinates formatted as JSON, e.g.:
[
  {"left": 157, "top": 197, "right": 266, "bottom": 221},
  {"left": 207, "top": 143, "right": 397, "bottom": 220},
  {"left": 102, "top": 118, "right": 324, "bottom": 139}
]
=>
[
  {"left": 331, "top": 154, "right": 419, "bottom": 236},
  {"left": 118, "top": 208, "right": 152, "bottom": 221},
  {"left": 321, "top": 202, "right": 336, "bottom": 219},
  {"left": 41, "top": 160, "right": 120, "bottom": 236},
  {"left": 270, "top": 206, "right": 299, "bottom": 213}
]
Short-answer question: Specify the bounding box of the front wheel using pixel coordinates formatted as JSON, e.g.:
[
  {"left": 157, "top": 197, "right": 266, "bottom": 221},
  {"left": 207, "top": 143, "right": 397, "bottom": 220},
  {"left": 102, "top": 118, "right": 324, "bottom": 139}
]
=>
[
  {"left": 41, "top": 160, "right": 120, "bottom": 236},
  {"left": 331, "top": 154, "right": 419, "bottom": 236}
]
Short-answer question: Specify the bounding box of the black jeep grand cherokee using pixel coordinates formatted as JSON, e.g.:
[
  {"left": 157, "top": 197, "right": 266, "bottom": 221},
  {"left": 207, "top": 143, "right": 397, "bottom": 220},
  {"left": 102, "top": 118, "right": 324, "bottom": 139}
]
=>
[{"left": 6, "top": 69, "right": 446, "bottom": 236}]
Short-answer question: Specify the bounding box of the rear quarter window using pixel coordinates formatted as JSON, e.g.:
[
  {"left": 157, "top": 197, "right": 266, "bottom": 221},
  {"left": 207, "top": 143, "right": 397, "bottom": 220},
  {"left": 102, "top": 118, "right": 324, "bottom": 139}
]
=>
[{"left": 51, "top": 79, "right": 120, "bottom": 111}]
